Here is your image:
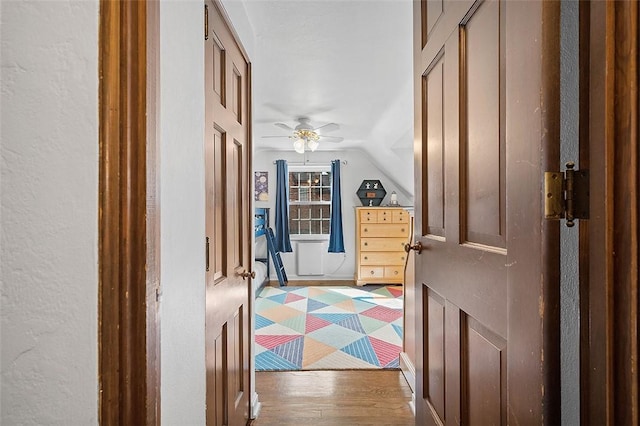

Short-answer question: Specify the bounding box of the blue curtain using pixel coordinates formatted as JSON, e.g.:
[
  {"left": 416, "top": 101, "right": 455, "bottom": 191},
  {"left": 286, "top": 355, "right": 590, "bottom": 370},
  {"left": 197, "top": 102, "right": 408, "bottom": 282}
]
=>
[
  {"left": 274, "top": 160, "right": 293, "bottom": 252},
  {"left": 328, "top": 159, "right": 345, "bottom": 253}
]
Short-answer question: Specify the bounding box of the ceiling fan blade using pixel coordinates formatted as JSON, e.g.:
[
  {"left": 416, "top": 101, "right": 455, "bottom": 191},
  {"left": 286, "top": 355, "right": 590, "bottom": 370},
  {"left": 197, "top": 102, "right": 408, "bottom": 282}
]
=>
[
  {"left": 313, "top": 123, "right": 339, "bottom": 133},
  {"left": 261, "top": 135, "right": 291, "bottom": 139},
  {"left": 274, "top": 122, "right": 294, "bottom": 131},
  {"left": 319, "top": 136, "right": 344, "bottom": 142}
]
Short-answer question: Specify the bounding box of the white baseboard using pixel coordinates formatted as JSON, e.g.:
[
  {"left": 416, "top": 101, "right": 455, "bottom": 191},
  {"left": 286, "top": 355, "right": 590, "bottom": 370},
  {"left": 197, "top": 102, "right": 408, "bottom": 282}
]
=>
[
  {"left": 399, "top": 352, "right": 416, "bottom": 417},
  {"left": 250, "top": 392, "right": 261, "bottom": 420},
  {"left": 399, "top": 351, "right": 416, "bottom": 393}
]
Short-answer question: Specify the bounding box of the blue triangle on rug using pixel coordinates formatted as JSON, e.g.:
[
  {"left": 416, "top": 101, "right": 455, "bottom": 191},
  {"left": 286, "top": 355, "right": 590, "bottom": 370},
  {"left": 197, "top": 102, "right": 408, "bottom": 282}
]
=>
[
  {"left": 271, "top": 336, "right": 304, "bottom": 367},
  {"left": 392, "top": 323, "right": 403, "bottom": 338},
  {"left": 255, "top": 350, "right": 299, "bottom": 371},
  {"left": 337, "top": 314, "right": 367, "bottom": 334},
  {"left": 384, "top": 357, "right": 400, "bottom": 369},
  {"left": 307, "top": 298, "right": 329, "bottom": 312},
  {"left": 341, "top": 336, "right": 379, "bottom": 366},
  {"left": 255, "top": 314, "right": 274, "bottom": 330},
  {"left": 267, "top": 293, "right": 287, "bottom": 304}
]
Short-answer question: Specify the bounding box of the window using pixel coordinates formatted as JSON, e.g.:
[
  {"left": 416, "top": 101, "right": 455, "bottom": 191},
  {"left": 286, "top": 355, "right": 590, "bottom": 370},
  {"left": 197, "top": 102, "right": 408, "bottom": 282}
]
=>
[{"left": 289, "top": 169, "right": 332, "bottom": 235}]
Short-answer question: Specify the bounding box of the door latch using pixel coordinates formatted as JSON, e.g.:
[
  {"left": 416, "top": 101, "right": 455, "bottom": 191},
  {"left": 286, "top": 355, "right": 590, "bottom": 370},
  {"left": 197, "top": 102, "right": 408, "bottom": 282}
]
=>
[
  {"left": 404, "top": 241, "right": 423, "bottom": 254},
  {"left": 544, "top": 162, "right": 589, "bottom": 227}
]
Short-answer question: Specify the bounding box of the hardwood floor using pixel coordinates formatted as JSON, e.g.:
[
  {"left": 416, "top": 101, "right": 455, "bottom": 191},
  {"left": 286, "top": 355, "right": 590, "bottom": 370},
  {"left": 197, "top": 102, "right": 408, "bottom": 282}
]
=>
[{"left": 251, "top": 370, "right": 414, "bottom": 425}]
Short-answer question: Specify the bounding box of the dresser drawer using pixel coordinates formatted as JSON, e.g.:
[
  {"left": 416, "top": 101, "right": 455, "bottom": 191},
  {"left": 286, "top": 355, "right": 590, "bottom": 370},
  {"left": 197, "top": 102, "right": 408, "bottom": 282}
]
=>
[
  {"left": 361, "top": 238, "right": 407, "bottom": 251},
  {"left": 384, "top": 266, "right": 404, "bottom": 279},
  {"left": 360, "top": 266, "right": 384, "bottom": 278},
  {"left": 359, "top": 209, "right": 379, "bottom": 223},
  {"left": 392, "top": 210, "right": 409, "bottom": 223},
  {"left": 360, "top": 224, "right": 408, "bottom": 238},
  {"left": 360, "top": 251, "right": 407, "bottom": 265},
  {"left": 377, "top": 209, "right": 393, "bottom": 223}
]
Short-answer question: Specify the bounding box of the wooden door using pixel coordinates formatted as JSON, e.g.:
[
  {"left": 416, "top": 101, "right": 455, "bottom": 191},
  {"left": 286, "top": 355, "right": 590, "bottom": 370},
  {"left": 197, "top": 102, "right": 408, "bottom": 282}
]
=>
[
  {"left": 205, "top": 2, "right": 252, "bottom": 425},
  {"left": 412, "top": 0, "right": 561, "bottom": 424},
  {"left": 581, "top": 0, "right": 639, "bottom": 423}
]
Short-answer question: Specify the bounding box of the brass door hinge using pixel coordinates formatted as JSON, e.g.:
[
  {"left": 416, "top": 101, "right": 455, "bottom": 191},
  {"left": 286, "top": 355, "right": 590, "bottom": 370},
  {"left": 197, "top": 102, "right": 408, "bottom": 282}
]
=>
[{"left": 544, "top": 162, "right": 589, "bottom": 227}]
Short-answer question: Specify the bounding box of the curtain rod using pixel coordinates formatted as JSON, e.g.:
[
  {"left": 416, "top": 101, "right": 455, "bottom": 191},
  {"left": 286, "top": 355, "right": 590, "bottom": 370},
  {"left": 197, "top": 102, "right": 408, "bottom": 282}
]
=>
[{"left": 272, "top": 160, "right": 347, "bottom": 166}]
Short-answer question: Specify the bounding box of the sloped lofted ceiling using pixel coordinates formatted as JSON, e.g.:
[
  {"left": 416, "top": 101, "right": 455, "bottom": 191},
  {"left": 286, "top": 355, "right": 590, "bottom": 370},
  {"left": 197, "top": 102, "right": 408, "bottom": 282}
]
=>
[{"left": 241, "top": 0, "right": 415, "bottom": 197}]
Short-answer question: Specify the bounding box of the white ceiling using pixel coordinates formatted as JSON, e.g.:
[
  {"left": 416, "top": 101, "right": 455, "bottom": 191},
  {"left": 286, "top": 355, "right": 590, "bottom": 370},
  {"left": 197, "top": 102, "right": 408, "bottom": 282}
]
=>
[{"left": 242, "top": 0, "right": 414, "bottom": 176}]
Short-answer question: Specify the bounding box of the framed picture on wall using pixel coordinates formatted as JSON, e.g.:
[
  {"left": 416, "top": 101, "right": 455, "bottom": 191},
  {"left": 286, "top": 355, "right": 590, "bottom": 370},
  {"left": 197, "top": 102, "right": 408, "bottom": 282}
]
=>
[{"left": 254, "top": 171, "right": 269, "bottom": 201}]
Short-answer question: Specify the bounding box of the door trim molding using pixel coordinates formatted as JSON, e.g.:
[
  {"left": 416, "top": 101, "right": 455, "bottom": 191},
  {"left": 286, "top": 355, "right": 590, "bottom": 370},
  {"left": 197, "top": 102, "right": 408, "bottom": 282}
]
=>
[
  {"left": 583, "top": 0, "right": 639, "bottom": 423},
  {"left": 98, "top": 0, "right": 160, "bottom": 423}
]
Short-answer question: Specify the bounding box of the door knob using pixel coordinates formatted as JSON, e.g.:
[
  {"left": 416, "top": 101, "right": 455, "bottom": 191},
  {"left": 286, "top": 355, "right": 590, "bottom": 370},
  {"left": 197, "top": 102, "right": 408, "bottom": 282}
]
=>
[
  {"left": 404, "top": 241, "right": 423, "bottom": 254},
  {"left": 239, "top": 270, "right": 256, "bottom": 280}
]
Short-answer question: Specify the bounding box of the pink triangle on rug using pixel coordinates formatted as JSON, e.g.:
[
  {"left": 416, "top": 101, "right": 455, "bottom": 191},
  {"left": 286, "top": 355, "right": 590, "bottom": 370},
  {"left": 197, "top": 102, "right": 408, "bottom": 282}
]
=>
[
  {"left": 387, "top": 286, "right": 403, "bottom": 298},
  {"left": 285, "top": 292, "right": 306, "bottom": 304},
  {"left": 369, "top": 336, "right": 402, "bottom": 367},
  {"left": 305, "top": 313, "right": 332, "bottom": 333},
  {"left": 256, "top": 334, "right": 301, "bottom": 350},
  {"left": 361, "top": 305, "right": 403, "bottom": 322}
]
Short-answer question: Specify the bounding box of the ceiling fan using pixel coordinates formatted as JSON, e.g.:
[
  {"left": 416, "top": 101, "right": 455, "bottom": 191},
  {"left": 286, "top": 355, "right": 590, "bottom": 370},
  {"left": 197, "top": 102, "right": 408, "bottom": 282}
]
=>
[{"left": 261, "top": 117, "right": 344, "bottom": 153}]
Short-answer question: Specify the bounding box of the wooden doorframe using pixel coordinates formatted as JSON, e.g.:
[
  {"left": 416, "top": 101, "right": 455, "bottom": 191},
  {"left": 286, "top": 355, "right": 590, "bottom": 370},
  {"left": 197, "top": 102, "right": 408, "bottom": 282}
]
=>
[
  {"left": 98, "top": 0, "right": 161, "bottom": 424},
  {"left": 582, "top": 0, "right": 639, "bottom": 423}
]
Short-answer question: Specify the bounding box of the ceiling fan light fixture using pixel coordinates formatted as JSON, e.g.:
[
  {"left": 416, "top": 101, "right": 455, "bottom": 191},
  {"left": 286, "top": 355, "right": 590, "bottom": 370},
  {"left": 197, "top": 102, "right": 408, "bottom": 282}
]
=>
[
  {"left": 263, "top": 118, "right": 342, "bottom": 153},
  {"left": 293, "top": 138, "right": 305, "bottom": 154}
]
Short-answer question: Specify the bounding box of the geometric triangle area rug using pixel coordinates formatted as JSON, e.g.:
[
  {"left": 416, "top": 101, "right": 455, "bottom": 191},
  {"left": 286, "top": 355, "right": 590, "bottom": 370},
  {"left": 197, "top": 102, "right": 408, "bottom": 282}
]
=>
[{"left": 255, "top": 285, "right": 403, "bottom": 371}]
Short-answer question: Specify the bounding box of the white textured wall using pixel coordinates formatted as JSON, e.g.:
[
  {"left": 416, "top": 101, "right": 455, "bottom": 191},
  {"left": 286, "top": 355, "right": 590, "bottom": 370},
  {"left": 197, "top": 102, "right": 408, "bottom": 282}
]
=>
[
  {"left": 160, "top": 1, "right": 207, "bottom": 424},
  {"left": 560, "top": 0, "right": 580, "bottom": 423},
  {"left": 0, "top": 1, "right": 99, "bottom": 424}
]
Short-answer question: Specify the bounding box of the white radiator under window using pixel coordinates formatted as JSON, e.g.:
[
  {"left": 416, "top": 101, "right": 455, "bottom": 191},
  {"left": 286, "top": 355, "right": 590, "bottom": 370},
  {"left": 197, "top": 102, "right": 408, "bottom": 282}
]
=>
[{"left": 296, "top": 241, "right": 324, "bottom": 275}]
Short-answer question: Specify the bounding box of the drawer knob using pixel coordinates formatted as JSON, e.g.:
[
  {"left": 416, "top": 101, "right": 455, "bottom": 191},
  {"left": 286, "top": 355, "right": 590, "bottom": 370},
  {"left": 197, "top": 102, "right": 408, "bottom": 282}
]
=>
[
  {"left": 370, "top": 270, "right": 375, "bottom": 275},
  {"left": 364, "top": 242, "right": 368, "bottom": 246},
  {"left": 401, "top": 228, "right": 405, "bottom": 232},
  {"left": 364, "top": 256, "right": 368, "bottom": 260},
  {"left": 394, "top": 271, "right": 398, "bottom": 275},
  {"left": 364, "top": 228, "right": 368, "bottom": 232}
]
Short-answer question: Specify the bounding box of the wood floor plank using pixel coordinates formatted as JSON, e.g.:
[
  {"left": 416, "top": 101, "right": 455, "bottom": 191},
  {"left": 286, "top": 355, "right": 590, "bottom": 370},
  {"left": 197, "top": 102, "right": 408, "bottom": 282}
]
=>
[{"left": 251, "top": 370, "right": 414, "bottom": 425}]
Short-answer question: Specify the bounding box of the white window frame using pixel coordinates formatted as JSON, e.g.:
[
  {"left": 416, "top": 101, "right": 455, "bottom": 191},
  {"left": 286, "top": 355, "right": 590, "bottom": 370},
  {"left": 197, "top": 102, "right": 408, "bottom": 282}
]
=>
[{"left": 288, "top": 165, "right": 332, "bottom": 240}]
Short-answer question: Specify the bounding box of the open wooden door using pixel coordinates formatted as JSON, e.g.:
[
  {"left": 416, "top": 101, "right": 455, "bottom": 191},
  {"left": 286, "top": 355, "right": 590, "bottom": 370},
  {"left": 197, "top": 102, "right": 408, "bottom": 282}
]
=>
[
  {"left": 205, "top": 2, "right": 252, "bottom": 425},
  {"left": 412, "top": 0, "right": 561, "bottom": 423}
]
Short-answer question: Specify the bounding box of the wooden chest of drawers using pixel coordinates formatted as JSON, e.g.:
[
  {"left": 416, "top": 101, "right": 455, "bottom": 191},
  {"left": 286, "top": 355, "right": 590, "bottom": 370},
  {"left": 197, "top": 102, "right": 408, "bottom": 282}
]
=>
[{"left": 355, "top": 207, "right": 410, "bottom": 286}]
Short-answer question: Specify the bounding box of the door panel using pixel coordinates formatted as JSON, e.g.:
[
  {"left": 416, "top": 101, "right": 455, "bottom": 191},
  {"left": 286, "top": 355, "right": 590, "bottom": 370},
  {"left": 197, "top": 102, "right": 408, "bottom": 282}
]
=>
[
  {"left": 413, "top": 0, "right": 560, "bottom": 424},
  {"left": 424, "top": 54, "right": 445, "bottom": 238},
  {"left": 425, "top": 288, "right": 445, "bottom": 422},
  {"left": 464, "top": 315, "right": 506, "bottom": 424},
  {"left": 205, "top": 2, "right": 251, "bottom": 425},
  {"left": 462, "top": 0, "right": 505, "bottom": 248}
]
